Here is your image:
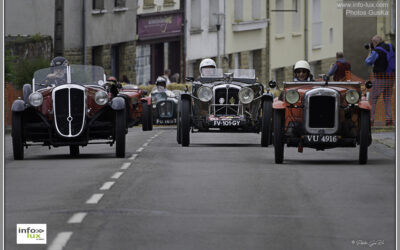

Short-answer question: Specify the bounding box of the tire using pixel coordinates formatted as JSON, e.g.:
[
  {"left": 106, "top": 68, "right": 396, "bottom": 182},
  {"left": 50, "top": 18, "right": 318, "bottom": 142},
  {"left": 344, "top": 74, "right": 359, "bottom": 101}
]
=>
[
  {"left": 69, "top": 145, "right": 80, "bottom": 157},
  {"left": 359, "top": 110, "right": 370, "bottom": 164},
  {"left": 12, "top": 111, "right": 24, "bottom": 160},
  {"left": 177, "top": 102, "right": 182, "bottom": 144},
  {"left": 142, "top": 103, "right": 150, "bottom": 131},
  {"left": 115, "top": 109, "right": 126, "bottom": 158},
  {"left": 181, "top": 99, "right": 190, "bottom": 147},
  {"left": 273, "top": 109, "right": 285, "bottom": 164},
  {"left": 261, "top": 99, "right": 273, "bottom": 147},
  {"left": 148, "top": 104, "right": 153, "bottom": 131}
]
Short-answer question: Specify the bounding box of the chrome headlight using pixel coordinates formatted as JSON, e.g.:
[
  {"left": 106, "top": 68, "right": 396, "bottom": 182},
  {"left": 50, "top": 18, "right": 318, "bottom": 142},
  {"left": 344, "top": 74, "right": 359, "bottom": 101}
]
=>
[
  {"left": 197, "top": 86, "right": 213, "bottom": 102},
  {"left": 285, "top": 89, "right": 300, "bottom": 104},
  {"left": 238, "top": 88, "right": 254, "bottom": 104},
  {"left": 345, "top": 90, "right": 360, "bottom": 104},
  {"left": 95, "top": 91, "right": 108, "bottom": 105},
  {"left": 29, "top": 92, "right": 43, "bottom": 107}
]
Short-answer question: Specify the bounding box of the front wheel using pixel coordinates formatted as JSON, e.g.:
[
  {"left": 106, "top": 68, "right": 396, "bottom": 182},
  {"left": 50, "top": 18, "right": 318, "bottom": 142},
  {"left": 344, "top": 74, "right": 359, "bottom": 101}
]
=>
[
  {"left": 273, "top": 109, "right": 285, "bottom": 164},
  {"left": 261, "top": 99, "right": 273, "bottom": 147},
  {"left": 359, "top": 110, "right": 370, "bottom": 164},
  {"left": 181, "top": 99, "right": 191, "bottom": 147},
  {"left": 142, "top": 103, "right": 150, "bottom": 131},
  {"left": 115, "top": 109, "right": 126, "bottom": 158},
  {"left": 177, "top": 101, "right": 182, "bottom": 144},
  {"left": 12, "top": 112, "right": 24, "bottom": 160}
]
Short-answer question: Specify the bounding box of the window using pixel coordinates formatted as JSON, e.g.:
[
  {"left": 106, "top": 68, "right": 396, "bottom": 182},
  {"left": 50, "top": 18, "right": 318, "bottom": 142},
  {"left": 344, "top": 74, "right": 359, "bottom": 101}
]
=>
[
  {"left": 143, "top": 0, "right": 155, "bottom": 8},
  {"left": 135, "top": 45, "right": 151, "bottom": 85},
  {"left": 209, "top": 0, "right": 219, "bottom": 28},
  {"left": 164, "top": 0, "right": 175, "bottom": 6},
  {"left": 292, "top": 0, "right": 301, "bottom": 32},
  {"left": 191, "top": 0, "right": 201, "bottom": 31},
  {"left": 115, "top": 0, "right": 126, "bottom": 8},
  {"left": 312, "top": 0, "right": 322, "bottom": 48},
  {"left": 275, "top": 0, "right": 284, "bottom": 34},
  {"left": 252, "top": 0, "right": 261, "bottom": 20},
  {"left": 234, "top": 0, "right": 243, "bottom": 21},
  {"left": 93, "top": 0, "right": 104, "bottom": 9},
  {"left": 248, "top": 51, "right": 254, "bottom": 69},
  {"left": 234, "top": 53, "right": 241, "bottom": 69}
]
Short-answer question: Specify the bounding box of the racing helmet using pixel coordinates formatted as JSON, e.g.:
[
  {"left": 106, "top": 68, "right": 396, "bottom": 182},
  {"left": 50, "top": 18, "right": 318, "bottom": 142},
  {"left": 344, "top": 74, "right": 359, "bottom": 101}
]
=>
[
  {"left": 199, "top": 58, "right": 216, "bottom": 75},
  {"left": 294, "top": 60, "right": 311, "bottom": 72},
  {"left": 156, "top": 76, "right": 167, "bottom": 88},
  {"left": 107, "top": 76, "right": 118, "bottom": 83},
  {"left": 50, "top": 56, "right": 69, "bottom": 67}
]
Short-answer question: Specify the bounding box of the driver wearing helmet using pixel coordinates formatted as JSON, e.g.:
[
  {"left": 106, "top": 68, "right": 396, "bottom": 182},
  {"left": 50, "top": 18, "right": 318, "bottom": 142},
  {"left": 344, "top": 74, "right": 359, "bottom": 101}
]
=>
[
  {"left": 293, "top": 60, "right": 314, "bottom": 82},
  {"left": 199, "top": 58, "right": 216, "bottom": 77},
  {"left": 152, "top": 76, "right": 168, "bottom": 92},
  {"left": 45, "top": 56, "right": 69, "bottom": 86},
  {"left": 107, "top": 76, "right": 121, "bottom": 97}
]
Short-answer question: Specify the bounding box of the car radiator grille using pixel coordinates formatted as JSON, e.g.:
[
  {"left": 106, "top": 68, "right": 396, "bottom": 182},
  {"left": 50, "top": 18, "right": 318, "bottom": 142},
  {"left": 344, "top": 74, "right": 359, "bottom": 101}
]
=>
[
  {"left": 309, "top": 96, "right": 335, "bottom": 128},
  {"left": 157, "top": 101, "right": 174, "bottom": 118},
  {"left": 214, "top": 88, "right": 239, "bottom": 115},
  {"left": 54, "top": 87, "right": 85, "bottom": 136}
]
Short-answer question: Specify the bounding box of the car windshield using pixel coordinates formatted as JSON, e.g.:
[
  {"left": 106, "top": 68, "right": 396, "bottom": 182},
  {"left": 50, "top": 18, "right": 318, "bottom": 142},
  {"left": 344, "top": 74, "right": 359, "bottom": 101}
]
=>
[
  {"left": 33, "top": 64, "right": 105, "bottom": 91},
  {"left": 228, "top": 69, "right": 256, "bottom": 79},
  {"left": 152, "top": 92, "right": 167, "bottom": 103},
  {"left": 200, "top": 68, "right": 224, "bottom": 78}
]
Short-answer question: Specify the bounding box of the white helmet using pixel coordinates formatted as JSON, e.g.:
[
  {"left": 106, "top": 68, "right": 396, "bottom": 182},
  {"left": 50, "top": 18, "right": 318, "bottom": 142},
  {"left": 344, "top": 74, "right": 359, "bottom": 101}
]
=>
[
  {"left": 199, "top": 58, "right": 216, "bottom": 73},
  {"left": 294, "top": 60, "right": 311, "bottom": 71}
]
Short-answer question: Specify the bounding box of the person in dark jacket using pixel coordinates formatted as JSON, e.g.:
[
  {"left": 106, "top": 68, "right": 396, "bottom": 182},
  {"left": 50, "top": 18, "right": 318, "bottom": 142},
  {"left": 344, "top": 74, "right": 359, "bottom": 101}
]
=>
[
  {"left": 365, "top": 35, "right": 395, "bottom": 126},
  {"left": 328, "top": 52, "right": 351, "bottom": 81}
]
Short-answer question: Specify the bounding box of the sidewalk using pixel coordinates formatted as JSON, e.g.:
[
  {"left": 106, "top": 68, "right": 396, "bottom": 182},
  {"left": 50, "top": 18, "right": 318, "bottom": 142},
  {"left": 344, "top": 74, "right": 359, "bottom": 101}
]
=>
[{"left": 371, "top": 128, "right": 395, "bottom": 149}]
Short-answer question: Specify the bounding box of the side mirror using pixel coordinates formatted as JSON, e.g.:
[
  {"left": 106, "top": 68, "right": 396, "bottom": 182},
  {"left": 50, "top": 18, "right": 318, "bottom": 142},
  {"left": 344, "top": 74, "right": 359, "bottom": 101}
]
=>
[
  {"left": 365, "top": 81, "right": 373, "bottom": 89},
  {"left": 185, "top": 77, "right": 194, "bottom": 82},
  {"left": 268, "top": 81, "right": 277, "bottom": 88}
]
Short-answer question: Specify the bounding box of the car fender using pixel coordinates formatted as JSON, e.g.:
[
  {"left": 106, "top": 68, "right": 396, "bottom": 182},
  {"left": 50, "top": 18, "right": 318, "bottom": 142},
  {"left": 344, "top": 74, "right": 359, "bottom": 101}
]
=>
[
  {"left": 179, "top": 93, "right": 191, "bottom": 112},
  {"left": 110, "top": 97, "right": 125, "bottom": 111},
  {"left": 272, "top": 99, "right": 286, "bottom": 109},
  {"left": 261, "top": 92, "right": 274, "bottom": 103},
  {"left": 23, "top": 84, "right": 32, "bottom": 103},
  {"left": 358, "top": 100, "right": 371, "bottom": 110},
  {"left": 140, "top": 97, "right": 151, "bottom": 105},
  {"left": 11, "top": 99, "right": 27, "bottom": 112}
]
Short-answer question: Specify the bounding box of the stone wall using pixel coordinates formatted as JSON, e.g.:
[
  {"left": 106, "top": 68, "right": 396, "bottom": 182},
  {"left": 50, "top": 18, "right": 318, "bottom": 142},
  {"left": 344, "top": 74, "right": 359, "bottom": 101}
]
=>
[
  {"left": 119, "top": 41, "right": 136, "bottom": 83},
  {"left": 5, "top": 35, "right": 53, "bottom": 62},
  {"left": 64, "top": 48, "right": 84, "bottom": 64}
]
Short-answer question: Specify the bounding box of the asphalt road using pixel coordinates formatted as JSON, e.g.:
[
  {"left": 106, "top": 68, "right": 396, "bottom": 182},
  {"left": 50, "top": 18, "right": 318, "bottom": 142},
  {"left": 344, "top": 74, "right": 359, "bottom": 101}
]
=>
[{"left": 5, "top": 127, "right": 395, "bottom": 250}]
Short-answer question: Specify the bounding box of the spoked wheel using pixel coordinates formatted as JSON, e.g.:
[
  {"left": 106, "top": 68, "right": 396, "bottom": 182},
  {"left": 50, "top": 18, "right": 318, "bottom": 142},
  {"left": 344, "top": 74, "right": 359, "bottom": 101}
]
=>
[
  {"left": 12, "top": 111, "right": 24, "bottom": 160},
  {"left": 142, "top": 103, "right": 150, "bottom": 131},
  {"left": 115, "top": 109, "right": 126, "bottom": 158},
  {"left": 273, "top": 109, "right": 285, "bottom": 164},
  {"left": 177, "top": 101, "right": 182, "bottom": 144},
  {"left": 181, "top": 99, "right": 190, "bottom": 147},
  {"left": 261, "top": 99, "right": 273, "bottom": 147},
  {"left": 69, "top": 145, "right": 80, "bottom": 157},
  {"left": 359, "top": 110, "right": 370, "bottom": 164}
]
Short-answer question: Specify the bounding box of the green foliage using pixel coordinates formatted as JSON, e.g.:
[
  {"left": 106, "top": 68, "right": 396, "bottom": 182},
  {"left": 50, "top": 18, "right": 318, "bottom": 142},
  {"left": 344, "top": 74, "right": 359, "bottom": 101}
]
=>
[
  {"left": 5, "top": 50, "right": 15, "bottom": 83},
  {"left": 11, "top": 57, "right": 49, "bottom": 89}
]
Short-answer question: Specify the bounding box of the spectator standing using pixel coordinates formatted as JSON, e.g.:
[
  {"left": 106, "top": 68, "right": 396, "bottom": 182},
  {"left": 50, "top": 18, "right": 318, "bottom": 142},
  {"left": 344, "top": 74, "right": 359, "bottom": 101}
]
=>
[
  {"left": 163, "top": 69, "right": 171, "bottom": 85},
  {"left": 365, "top": 35, "right": 395, "bottom": 126},
  {"left": 328, "top": 52, "right": 351, "bottom": 81}
]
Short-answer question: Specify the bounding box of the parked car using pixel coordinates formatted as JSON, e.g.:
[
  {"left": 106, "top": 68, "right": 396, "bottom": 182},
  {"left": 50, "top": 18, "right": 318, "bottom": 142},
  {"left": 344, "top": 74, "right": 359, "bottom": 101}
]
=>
[
  {"left": 177, "top": 69, "right": 273, "bottom": 146},
  {"left": 11, "top": 64, "right": 150, "bottom": 160},
  {"left": 151, "top": 87, "right": 179, "bottom": 125},
  {"left": 269, "top": 78, "right": 373, "bottom": 164}
]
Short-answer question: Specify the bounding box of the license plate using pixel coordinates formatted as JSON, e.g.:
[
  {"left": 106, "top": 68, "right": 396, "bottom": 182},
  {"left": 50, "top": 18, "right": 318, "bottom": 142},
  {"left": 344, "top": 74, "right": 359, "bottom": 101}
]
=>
[
  {"left": 212, "top": 120, "right": 241, "bottom": 126},
  {"left": 304, "top": 135, "right": 338, "bottom": 143},
  {"left": 156, "top": 118, "right": 176, "bottom": 125}
]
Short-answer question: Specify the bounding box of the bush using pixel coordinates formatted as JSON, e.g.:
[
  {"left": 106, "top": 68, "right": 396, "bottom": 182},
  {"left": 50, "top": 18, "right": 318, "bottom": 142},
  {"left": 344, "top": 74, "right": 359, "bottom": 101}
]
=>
[
  {"left": 11, "top": 57, "right": 49, "bottom": 89},
  {"left": 5, "top": 50, "right": 14, "bottom": 83}
]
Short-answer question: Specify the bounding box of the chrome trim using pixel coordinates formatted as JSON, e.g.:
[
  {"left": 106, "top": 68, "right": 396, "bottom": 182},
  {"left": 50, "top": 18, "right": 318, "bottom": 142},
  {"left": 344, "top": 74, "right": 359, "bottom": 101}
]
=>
[
  {"left": 208, "top": 104, "right": 244, "bottom": 116},
  {"left": 304, "top": 88, "right": 339, "bottom": 134},
  {"left": 52, "top": 84, "right": 86, "bottom": 137}
]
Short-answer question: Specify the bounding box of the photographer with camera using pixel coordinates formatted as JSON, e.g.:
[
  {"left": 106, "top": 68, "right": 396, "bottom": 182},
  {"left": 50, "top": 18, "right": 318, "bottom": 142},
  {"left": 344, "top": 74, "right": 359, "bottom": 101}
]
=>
[{"left": 365, "top": 35, "right": 395, "bottom": 126}]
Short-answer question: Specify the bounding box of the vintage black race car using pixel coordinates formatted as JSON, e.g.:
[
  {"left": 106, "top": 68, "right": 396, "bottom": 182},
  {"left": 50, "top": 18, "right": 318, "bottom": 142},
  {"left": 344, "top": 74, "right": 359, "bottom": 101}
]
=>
[
  {"left": 177, "top": 69, "right": 273, "bottom": 146},
  {"left": 11, "top": 64, "right": 131, "bottom": 159},
  {"left": 269, "top": 78, "right": 373, "bottom": 164},
  {"left": 150, "top": 87, "right": 179, "bottom": 125}
]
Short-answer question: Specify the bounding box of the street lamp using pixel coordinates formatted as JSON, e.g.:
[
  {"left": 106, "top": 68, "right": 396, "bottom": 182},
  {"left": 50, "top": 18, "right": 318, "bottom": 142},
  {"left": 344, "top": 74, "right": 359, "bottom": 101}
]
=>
[{"left": 214, "top": 13, "right": 225, "bottom": 68}]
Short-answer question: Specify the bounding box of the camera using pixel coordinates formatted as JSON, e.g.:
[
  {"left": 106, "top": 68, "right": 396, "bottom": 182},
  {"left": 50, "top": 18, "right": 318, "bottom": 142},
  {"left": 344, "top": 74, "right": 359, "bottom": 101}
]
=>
[{"left": 364, "top": 42, "right": 374, "bottom": 50}]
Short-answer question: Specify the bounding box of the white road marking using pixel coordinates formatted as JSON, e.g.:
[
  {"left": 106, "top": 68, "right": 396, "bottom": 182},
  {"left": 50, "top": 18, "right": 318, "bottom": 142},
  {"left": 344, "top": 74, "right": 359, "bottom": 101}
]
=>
[
  {"left": 86, "top": 194, "right": 104, "bottom": 204},
  {"left": 136, "top": 147, "right": 144, "bottom": 152},
  {"left": 67, "top": 212, "right": 87, "bottom": 224},
  {"left": 129, "top": 154, "right": 138, "bottom": 160},
  {"left": 47, "top": 232, "right": 73, "bottom": 250},
  {"left": 99, "top": 181, "right": 115, "bottom": 190},
  {"left": 147, "top": 139, "right": 152, "bottom": 142},
  {"left": 120, "top": 162, "right": 131, "bottom": 170},
  {"left": 142, "top": 142, "right": 149, "bottom": 147},
  {"left": 111, "top": 172, "right": 124, "bottom": 179}
]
